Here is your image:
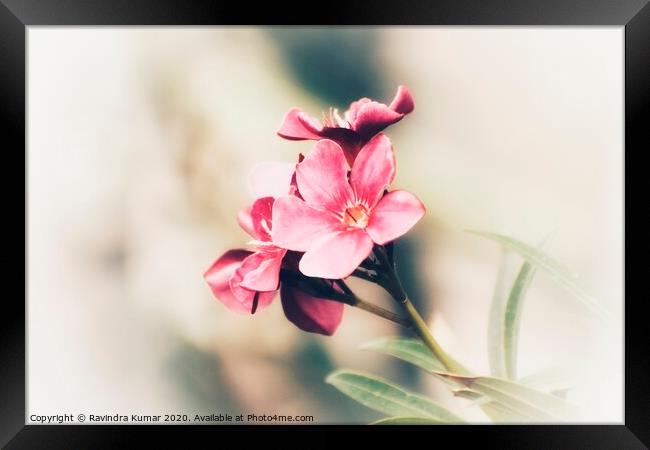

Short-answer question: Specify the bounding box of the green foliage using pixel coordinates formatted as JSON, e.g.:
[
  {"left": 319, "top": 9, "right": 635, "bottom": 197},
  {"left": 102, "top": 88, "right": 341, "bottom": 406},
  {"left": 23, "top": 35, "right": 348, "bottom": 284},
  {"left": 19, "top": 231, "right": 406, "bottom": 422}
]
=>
[
  {"left": 467, "top": 230, "right": 607, "bottom": 316},
  {"left": 503, "top": 259, "right": 537, "bottom": 380},
  {"left": 371, "top": 416, "right": 450, "bottom": 425},
  {"left": 435, "top": 373, "right": 580, "bottom": 421},
  {"left": 326, "top": 232, "right": 589, "bottom": 424},
  {"left": 487, "top": 250, "right": 513, "bottom": 378},
  {"left": 325, "top": 370, "right": 463, "bottom": 423},
  {"left": 360, "top": 338, "right": 445, "bottom": 372}
]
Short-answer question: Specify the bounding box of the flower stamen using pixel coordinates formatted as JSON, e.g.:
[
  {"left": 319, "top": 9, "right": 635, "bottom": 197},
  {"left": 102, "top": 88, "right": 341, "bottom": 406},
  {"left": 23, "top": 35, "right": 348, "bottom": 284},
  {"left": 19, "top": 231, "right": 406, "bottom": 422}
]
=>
[
  {"left": 322, "top": 107, "right": 349, "bottom": 128},
  {"left": 342, "top": 204, "right": 369, "bottom": 229}
]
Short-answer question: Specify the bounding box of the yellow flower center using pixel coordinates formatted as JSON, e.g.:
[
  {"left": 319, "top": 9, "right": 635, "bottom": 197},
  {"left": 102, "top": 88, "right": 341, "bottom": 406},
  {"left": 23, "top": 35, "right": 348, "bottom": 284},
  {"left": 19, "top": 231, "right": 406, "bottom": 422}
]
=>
[
  {"left": 343, "top": 204, "right": 369, "bottom": 229},
  {"left": 322, "top": 107, "right": 349, "bottom": 128}
]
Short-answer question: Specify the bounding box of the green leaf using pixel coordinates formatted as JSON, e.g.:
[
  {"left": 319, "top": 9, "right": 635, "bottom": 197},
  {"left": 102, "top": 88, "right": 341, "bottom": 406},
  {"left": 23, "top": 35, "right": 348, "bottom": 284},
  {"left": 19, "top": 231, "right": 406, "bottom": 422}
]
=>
[
  {"left": 488, "top": 239, "right": 543, "bottom": 381},
  {"left": 519, "top": 367, "right": 570, "bottom": 387},
  {"left": 454, "top": 388, "right": 535, "bottom": 422},
  {"left": 435, "top": 373, "right": 581, "bottom": 421},
  {"left": 325, "top": 370, "right": 463, "bottom": 423},
  {"left": 371, "top": 416, "right": 448, "bottom": 425},
  {"left": 360, "top": 338, "right": 458, "bottom": 387},
  {"left": 518, "top": 368, "right": 573, "bottom": 396},
  {"left": 466, "top": 230, "right": 607, "bottom": 317},
  {"left": 504, "top": 259, "right": 537, "bottom": 380},
  {"left": 360, "top": 338, "right": 446, "bottom": 372},
  {"left": 452, "top": 388, "right": 483, "bottom": 401},
  {"left": 487, "top": 250, "right": 513, "bottom": 378},
  {"left": 480, "top": 401, "right": 534, "bottom": 422}
]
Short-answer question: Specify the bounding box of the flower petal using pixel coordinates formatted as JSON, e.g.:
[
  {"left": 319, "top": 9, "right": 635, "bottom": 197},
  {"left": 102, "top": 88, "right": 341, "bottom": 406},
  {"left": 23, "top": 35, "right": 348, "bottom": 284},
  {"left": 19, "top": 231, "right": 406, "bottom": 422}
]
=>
[
  {"left": 319, "top": 127, "right": 362, "bottom": 166},
  {"left": 350, "top": 101, "right": 404, "bottom": 141},
  {"left": 250, "top": 197, "right": 276, "bottom": 241},
  {"left": 238, "top": 197, "right": 275, "bottom": 241},
  {"left": 231, "top": 283, "right": 277, "bottom": 314},
  {"left": 272, "top": 195, "right": 340, "bottom": 251},
  {"left": 281, "top": 284, "right": 344, "bottom": 336},
  {"left": 345, "top": 97, "right": 372, "bottom": 125},
  {"left": 247, "top": 162, "right": 295, "bottom": 199},
  {"left": 204, "top": 249, "right": 267, "bottom": 314},
  {"left": 350, "top": 133, "right": 396, "bottom": 209},
  {"left": 237, "top": 247, "right": 286, "bottom": 292},
  {"left": 237, "top": 206, "right": 256, "bottom": 239},
  {"left": 296, "top": 139, "right": 353, "bottom": 212},
  {"left": 277, "top": 107, "right": 323, "bottom": 140},
  {"left": 389, "top": 85, "right": 415, "bottom": 115},
  {"left": 366, "top": 190, "right": 425, "bottom": 245},
  {"left": 299, "top": 229, "right": 373, "bottom": 279},
  {"left": 288, "top": 153, "right": 304, "bottom": 199}
]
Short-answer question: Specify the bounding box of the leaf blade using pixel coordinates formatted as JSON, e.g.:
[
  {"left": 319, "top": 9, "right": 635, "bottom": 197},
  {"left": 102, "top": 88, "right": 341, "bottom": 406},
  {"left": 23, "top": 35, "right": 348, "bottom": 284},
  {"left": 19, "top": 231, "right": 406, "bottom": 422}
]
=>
[
  {"left": 518, "top": 367, "right": 572, "bottom": 393},
  {"left": 371, "top": 416, "right": 448, "bottom": 425},
  {"left": 466, "top": 230, "right": 607, "bottom": 316},
  {"left": 326, "top": 370, "right": 463, "bottom": 423},
  {"left": 435, "top": 373, "right": 581, "bottom": 421},
  {"left": 487, "top": 249, "right": 513, "bottom": 378},
  {"left": 504, "top": 260, "right": 537, "bottom": 379},
  {"left": 360, "top": 338, "right": 446, "bottom": 372},
  {"left": 480, "top": 400, "right": 535, "bottom": 423},
  {"left": 454, "top": 388, "right": 536, "bottom": 422}
]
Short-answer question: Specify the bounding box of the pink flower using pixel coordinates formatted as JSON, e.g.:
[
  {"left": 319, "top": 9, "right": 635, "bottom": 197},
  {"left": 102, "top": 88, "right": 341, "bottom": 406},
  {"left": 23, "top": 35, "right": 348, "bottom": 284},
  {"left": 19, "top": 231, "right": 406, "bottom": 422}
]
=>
[
  {"left": 272, "top": 134, "right": 425, "bottom": 279},
  {"left": 277, "top": 86, "right": 414, "bottom": 165},
  {"left": 205, "top": 197, "right": 286, "bottom": 314},
  {"left": 204, "top": 196, "right": 344, "bottom": 335},
  {"left": 204, "top": 249, "right": 278, "bottom": 314},
  {"left": 279, "top": 252, "right": 344, "bottom": 335},
  {"left": 281, "top": 284, "right": 344, "bottom": 336}
]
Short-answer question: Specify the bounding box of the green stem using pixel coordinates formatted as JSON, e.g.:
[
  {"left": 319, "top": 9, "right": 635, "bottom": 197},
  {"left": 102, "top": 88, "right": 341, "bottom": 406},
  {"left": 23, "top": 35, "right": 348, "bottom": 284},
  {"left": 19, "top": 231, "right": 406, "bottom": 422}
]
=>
[
  {"left": 281, "top": 270, "right": 411, "bottom": 329},
  {"left": 374, "top": 246, "right": 469, "bottom": 375},
  {"left": 334, "top": 279, "right": 410, "bottom": 328},
  {"left": 353, "top": 297, "right": 411, "bottom": 328},
  {"left": 401, "top": 297, "right": 467, "bottom": 374}
]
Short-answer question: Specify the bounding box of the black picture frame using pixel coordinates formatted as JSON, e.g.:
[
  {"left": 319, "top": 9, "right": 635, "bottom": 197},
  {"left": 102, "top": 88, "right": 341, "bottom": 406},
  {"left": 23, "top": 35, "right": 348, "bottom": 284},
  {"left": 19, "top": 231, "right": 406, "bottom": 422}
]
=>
[{"left": 3, "top": 0, "right": 647, "bottom": 447}]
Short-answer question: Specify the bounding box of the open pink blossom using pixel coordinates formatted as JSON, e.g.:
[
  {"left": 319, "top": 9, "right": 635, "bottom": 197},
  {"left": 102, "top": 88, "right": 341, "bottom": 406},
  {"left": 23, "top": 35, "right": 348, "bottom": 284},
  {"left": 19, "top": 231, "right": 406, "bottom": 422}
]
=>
[
  {"left": 204, "top": 249, "right": 278, "bottom": 314},
  {"left": 277, "top": 85, "right": 414, "bottom": 165},
  {"left": 272, "top": 134, "right": 426, "bottom": 279},
  {"left": 205, "top": 196, "right": 286, "bottom": 314},
  {"left": 204, "top": 196, "right": 344, "bottom": 335}
]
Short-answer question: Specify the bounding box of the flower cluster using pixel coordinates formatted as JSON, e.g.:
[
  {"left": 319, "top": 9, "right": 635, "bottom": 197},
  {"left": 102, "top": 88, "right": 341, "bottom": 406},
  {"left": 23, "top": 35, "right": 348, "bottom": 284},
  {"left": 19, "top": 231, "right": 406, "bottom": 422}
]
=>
[{"left": 204, "top": 86, "right": 424, "bottom": 335}]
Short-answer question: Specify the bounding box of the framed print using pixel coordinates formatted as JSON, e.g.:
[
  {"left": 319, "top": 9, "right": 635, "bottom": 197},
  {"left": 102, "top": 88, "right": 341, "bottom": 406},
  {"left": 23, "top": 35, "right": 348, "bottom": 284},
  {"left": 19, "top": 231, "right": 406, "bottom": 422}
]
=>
[{"left": 2, "top": 0, "right": 648, "bottom": 447}]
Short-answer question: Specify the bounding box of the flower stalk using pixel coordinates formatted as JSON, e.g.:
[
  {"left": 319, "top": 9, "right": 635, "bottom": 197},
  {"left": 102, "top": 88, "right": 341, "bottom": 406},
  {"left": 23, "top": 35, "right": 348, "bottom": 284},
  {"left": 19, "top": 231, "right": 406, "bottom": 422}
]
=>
[
  {"left": 372, "top": 246, "right": 468, "bottom": 375},
  {"left": 351, "top": 297, "right": 411, "bottom": 328},
  {"left": 331, "top": 279, "right": 409, "bottom": 327},
  {"left": 280, "top": 271, "right": 410, "bottom": 328}
]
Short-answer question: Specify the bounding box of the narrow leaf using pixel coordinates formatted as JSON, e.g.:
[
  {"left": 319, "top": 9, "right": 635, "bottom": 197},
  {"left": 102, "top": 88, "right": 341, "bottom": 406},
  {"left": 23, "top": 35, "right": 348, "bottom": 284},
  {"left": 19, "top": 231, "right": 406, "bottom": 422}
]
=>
[
  {"left": 480, "top": 401, "right": 534, "bottom": 422},
  {"left": 371, "top": 416, "right": 448, "bottom": 425},
  {"left": 434, "top": 373, "right": 581, "bottom": 421},
  {"left": 326, "top": 370, "right": 463, "bottom": 422},
  {"left": 466, "top": 230, "right": 607, "bottom": 316},
  {"left": 487, "top": 249, "right": 513, "bottom": 377},
  {"left": 518, "top": 367, "right": 572, "bottom": 393},
  {"left": 454, "top": 389, "right": 534, "bottom": 422},
  {"left": 504, "top": 259, "right": 537, "bottom": 379},
  {"left": 452, "top": 388, "right": 483, "bottom": 402},
  {"left": 360, "top": 338, "right": 446, "bottom": 372},
  {"left": 361, "top": 338, "right": 458, "bottom": 387}
]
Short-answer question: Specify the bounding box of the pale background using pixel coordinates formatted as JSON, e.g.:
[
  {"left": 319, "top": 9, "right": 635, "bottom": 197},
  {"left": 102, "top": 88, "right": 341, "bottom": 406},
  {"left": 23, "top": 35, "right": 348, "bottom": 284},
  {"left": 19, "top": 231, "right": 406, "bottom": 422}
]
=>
[{"left": 27, "top": 27, "right": 623, "bottom": 423}]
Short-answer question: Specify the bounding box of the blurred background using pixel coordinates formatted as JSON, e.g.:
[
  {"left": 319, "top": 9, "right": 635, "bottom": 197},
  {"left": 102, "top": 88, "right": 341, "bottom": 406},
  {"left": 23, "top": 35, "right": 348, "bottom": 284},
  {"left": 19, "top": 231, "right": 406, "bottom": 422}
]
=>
[{"left": 27, "top": 27, "right": 623, "bottom": 423}]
